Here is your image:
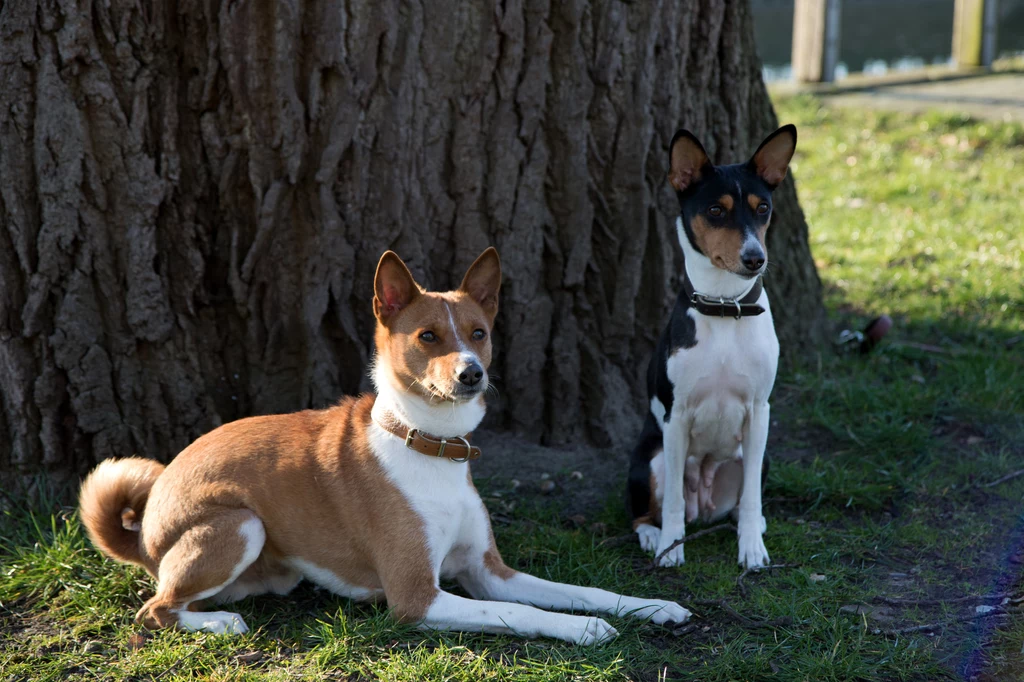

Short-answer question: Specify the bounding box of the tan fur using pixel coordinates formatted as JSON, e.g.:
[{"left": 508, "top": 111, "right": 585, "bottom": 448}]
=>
[
  {"left": 669, "top": 135, "right": 710, "bottom": 192},
  {"left": 716, "top": 195, "right": 734, "bottom": 211},
  {"left": 746, "top": 194, "right": 764, "bottom": 212},
  {"left": 373, "top": 249, "right": 499, "bottom": 403},
  {"left": 631, "top": 469, "right": 663, "bottom": 531},
  {"left": 81, "top": 248, "right": 506, "bottom": 632},
  {"left": 79, "top": 457, "right": 166, "bottom": 569},
  {"left": 751, "top": 130, "right": 796, "bottom": 187},
  {"left": 689, "top": 215, "right": 746, "bottom": 272},
  {"left": 131, "top": 395, "right": 439, "bottom": 627}
]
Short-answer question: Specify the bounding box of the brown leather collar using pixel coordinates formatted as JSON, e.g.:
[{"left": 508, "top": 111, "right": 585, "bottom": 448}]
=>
[
  {"left": 374, "top": 412, "right": 481, "bottom": 462},
  {"left": 682, "top": 274, "right": 765, "bottom": 318}
]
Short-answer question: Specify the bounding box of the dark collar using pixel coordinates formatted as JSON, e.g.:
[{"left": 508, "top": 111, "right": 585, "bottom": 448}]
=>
[
  {"left": 681, "top": 274, "right": 766, "bottom": 318},
  {"left": 374, "top": 411, "right": 481, "bottom": 463}
]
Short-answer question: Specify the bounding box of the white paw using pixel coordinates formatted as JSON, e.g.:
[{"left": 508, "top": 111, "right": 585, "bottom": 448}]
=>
[
  {"left": 760, "top": 515, "right": 767, "bottom": 534},
  {"left": 626, "top": 599, "right": 691, "bottom": 625},
  {"left": 654, "top": 539, "right": 685, "bottom": 567},
  {"left": 572, "top": 617, "right": 619, "bottom": 645},
  {"left": 737, "top": 532, "right": 770, "bottom": 569},
  {"left": 176, "top": 610, "right": 249, "bottom": 635},
  {"left": 636, "top": 524, "right": 661, "bottom": 552}
]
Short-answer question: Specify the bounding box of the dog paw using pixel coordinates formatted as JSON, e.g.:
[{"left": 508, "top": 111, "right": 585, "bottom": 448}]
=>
[
  {"left": 627, "top": 599, "right": 691, "bottom": 625},
  {"left": 654, "top": 540, "right": 685, "bottom": 567},
  {"left": 737, "top": 532, "right": 770, "bottom": 569},
  {"left": 636, "top": 524, "right": 661, "bottom": 552},
  {"left": 572, "top": 617, "right": 619, "bottom": 645}
]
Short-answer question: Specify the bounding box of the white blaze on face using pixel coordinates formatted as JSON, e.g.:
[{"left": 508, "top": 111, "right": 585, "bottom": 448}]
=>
[{"left": 741, "top": 231, "right": 765, "bottom": 259}]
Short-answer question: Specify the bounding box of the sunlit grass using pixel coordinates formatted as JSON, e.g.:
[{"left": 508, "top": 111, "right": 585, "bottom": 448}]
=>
[{"left": 2, "top": 98, "right": 1023, "bottom": 680}]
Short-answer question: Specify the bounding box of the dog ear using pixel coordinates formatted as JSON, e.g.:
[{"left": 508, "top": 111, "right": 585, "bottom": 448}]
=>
[
  {"left": 374, "top": 251, "right": 421, "bottom": 321},
  {"left": 669, "top": 130, "right": 712, "bottom": 192},
  {"left": 749, "top": 124, "right": 797, "bottom": 188},
  {"left": 460, "top": 247, "right": 501, "bottom": 320}
]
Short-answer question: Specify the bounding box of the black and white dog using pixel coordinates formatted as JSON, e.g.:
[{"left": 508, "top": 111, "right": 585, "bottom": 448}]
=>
[{"left": 628, "top": 125, "right": 797, "bottom": 568}]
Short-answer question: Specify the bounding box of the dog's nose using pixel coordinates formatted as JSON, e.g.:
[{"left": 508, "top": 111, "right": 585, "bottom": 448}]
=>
[
  {"left": 457, "top": 362, "right": 484, "bottom": 387},
  {"left": 741, "top": 251, "right": 765, "bottom": 272}
]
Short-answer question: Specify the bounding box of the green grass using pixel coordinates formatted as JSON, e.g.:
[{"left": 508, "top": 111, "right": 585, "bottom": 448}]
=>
[{"left": 3, "top": 99, "right": 1023, "bottom": 681}]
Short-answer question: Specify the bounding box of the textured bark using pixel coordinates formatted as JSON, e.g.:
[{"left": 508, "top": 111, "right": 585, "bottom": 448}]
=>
[{"left": 0, "top": 0, "right": 827, "bottom": 487}]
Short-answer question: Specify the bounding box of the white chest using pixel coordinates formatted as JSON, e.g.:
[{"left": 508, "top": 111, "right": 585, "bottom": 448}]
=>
[
  {"left": 368, "top": 425, "right": 484, "bottom": 570},
  {"left": 663, "top": 297, "right": 779, "bottom": 459}
]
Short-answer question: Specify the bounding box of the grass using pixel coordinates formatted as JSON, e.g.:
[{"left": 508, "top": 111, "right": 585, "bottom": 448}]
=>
[{"left": 2, "top": 98, "right": 1023, "bottom": 681}]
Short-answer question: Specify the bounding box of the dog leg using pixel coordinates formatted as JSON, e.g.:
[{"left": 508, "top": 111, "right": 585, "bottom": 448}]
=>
[
  {"left": 654, "top": 412, "right": 690, "bottom": 566},
  {"left": 458, "top": 560, "right": 690, "bottom": 627},
  {"left": 419, "top": 590, "right": 619, "bottom": 645},
  {"left": 136, "top": 510, "right": 264, "bottom": 634},
  {"left": 737, "top": 402, "right": 771, "bottom": 568}
]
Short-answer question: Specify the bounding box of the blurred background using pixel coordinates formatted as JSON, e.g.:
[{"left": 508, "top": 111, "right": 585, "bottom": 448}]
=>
[{"left": 753, "top": 0, "right": 1024, "bottom": 82}]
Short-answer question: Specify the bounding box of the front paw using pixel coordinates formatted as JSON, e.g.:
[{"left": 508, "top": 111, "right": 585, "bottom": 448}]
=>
[
  {"left": 636, "top": 524, "right": 661, "bottom": 552},
  {"left": 737, "top": 530, "right": 769, "bottom": 569},
  {"left": 628, "top": 599, "right": 691, "bottom": 625},
  {"left": 572, "top": 617, "right": 619, "bottom": 645},
  {"left": 653, "top": 537, "right": 685, "bottom": 567}
]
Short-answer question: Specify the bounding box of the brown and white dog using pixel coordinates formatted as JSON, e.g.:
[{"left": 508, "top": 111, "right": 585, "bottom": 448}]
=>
[{"left": 79, "top": 248, "right": 689, "bottom": 644}]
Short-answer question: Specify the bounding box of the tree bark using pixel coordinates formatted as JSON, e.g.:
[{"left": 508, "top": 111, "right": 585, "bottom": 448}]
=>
[{"left": 0, "top": 0, "right": 827, "bottom": 487}]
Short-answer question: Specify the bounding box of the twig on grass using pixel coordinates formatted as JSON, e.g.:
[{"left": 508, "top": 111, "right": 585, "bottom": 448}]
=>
[
  {"left": 736, "top": 564, "right": 798, "bottom": 597},
  {"left": 876, "top": 608, "right": 1008, "bottom": 636},
  {"left": 692, "top": 598, "right": 793, "bottom": 629},
  {"left": 873, "top": 592, "right": 1017, "bottom": 607},
  {"left": 671, "top": 623, "right": 698, "bottom": 637},
  {"left": 981, "top": 469, "right": 1024, "bottom": 489},
  {"left": 646, "top": 523, "right": 736, "bottom": 569}
]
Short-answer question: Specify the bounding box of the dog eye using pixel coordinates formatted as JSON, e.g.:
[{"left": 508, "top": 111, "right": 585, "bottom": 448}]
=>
[
  {"left": 419, "top": 331, "right": 437, "bottom": 343},
  {"left": 757, "top": 202, "right": 770, "bottom": 215},
  {"left": 472, "top": 329, "right": 487, "bottom": 341},
  {"left": 708, "top": 205, "right": 724, "bottom": 217}
]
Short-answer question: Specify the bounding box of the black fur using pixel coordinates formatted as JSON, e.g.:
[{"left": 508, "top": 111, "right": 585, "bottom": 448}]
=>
[{"left": 626, "top": 125, "right": 795, "bottom": 526}]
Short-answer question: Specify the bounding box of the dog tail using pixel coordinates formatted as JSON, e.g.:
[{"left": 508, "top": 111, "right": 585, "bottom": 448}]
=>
[{"left": 79, "top": 457, "right": 165, "bottom": 566}]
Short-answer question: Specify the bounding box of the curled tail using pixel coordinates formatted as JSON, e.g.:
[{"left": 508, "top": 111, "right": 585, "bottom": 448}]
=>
[{"left": 79, "top": 457, "right": 165, "bottom": 566}]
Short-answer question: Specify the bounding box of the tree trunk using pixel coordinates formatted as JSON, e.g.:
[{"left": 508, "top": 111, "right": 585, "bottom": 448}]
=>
[{"left": 0, "top": 0, "right": 827, "bottom": 488}]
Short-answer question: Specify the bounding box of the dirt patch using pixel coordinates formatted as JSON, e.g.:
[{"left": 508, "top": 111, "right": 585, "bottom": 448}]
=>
[{"left": 469, "top": 430, "right": 628, "bottom": 518}]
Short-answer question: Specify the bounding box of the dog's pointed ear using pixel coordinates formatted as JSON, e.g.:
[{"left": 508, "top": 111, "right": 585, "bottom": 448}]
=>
[
  {"left": 374, "top": 251, "right": 421, "bottom": 321},
  {"left": 669, "top": 130, "right": 712, "bottom": 193},
  {"left": 460, "top": 247, "right": 501, "bottom": 320},
  {"left": 749, "top": 124, "right": 797, "bottom": 188}
]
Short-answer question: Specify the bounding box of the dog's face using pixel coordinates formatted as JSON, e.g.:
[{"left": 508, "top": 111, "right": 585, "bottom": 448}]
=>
[
  {"left": 373, "top": 248, "right": 501, "bottom": 404},
  {"left": 669, "top": 125, "right": 797, "bottom": 278}
]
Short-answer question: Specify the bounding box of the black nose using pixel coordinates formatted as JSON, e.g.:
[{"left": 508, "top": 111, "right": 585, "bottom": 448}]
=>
[
  {"left": 742, "top": 253, "right": 765, "bottom": 272},
  {"left": 458, "top": 362, "right": 484, "bottom": 387}
]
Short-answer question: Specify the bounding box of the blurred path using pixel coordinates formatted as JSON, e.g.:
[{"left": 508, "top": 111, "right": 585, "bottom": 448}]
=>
[{"left": 817, "top": 72, "right": 1024, "bottom": 121}]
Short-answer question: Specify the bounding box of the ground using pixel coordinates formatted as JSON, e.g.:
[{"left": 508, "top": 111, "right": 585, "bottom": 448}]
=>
[{"left": 2, "top": 98, "right": 1023, "bottom": 681}]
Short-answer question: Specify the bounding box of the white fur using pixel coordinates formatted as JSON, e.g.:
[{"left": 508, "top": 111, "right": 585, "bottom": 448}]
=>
[
  {"left": 286, "top": 557, "right": 384, "bottom": 601},
  {"left": 421, "top": 592, "right": 618, "bottom": 644},
  {"left": 170, "top": 516, "right": 265, "bottom": 634},
  {"left": 649, "top": 219, "right": 779, "bottom": 568},
  {"left": 174, "top": 610, "right": 250, "bottom": 634},
  {"left": 650, "top": 397, "right": 667, "bottom": 429},
  {"left": 370, "top": 351, "right": 690, "bottom": 643},
  {"left": 372, "top": 360, "right": 485, "bottom": 438}
]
